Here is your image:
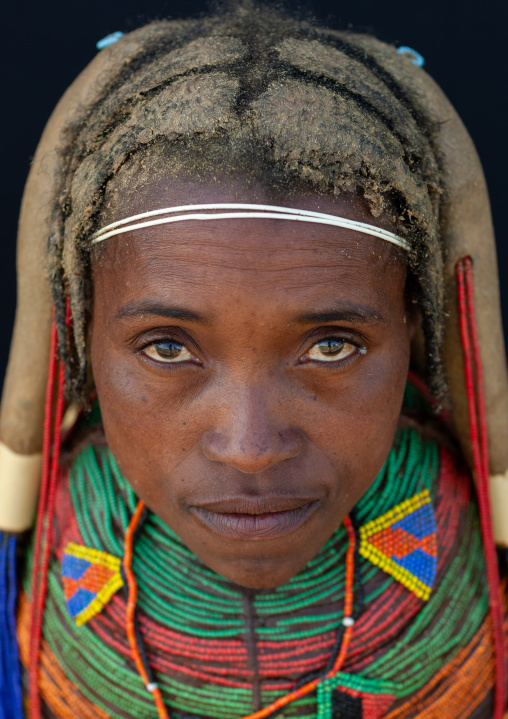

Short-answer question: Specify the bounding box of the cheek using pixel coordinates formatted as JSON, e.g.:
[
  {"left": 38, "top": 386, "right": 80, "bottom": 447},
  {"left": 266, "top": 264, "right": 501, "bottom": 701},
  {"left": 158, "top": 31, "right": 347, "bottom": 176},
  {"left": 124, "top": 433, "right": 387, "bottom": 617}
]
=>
[
  {"left": 305, "top": 329, "right": 409, "bottom": 451},
  {"left": 90, "top": 327, "right": 200, "bottom": 496},
  {"left": 315, "top": 333, "right": 409, "bottom": 514}
]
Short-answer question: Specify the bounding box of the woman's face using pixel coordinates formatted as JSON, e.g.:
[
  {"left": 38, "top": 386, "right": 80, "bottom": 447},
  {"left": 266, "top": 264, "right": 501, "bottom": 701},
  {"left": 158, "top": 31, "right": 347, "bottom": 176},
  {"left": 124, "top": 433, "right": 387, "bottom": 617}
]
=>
[{"left": 91, "top": 178, "right": 412, "bottom": 589}]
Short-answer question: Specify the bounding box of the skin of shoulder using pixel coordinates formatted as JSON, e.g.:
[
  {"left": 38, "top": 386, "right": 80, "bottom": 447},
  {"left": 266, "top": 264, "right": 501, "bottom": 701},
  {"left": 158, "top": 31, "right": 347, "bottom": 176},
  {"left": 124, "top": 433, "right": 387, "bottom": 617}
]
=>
[{"left": 89, "top": 175, "right": 413, "bottom": 589}]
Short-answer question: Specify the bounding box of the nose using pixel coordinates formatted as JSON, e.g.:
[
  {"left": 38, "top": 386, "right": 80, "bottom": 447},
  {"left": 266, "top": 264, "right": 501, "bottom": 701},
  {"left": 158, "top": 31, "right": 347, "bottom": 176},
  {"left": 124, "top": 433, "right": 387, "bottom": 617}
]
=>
[{"left": 202, "top": 384, "right": 304, "bottom": 473}]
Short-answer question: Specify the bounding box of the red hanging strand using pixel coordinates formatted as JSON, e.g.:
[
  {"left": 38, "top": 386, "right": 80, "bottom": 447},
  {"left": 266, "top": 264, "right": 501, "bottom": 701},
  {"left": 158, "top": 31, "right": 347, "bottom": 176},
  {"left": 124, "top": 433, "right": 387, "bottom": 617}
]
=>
[
  {"left": 462, "top": 259, "right": 491, "bottom": 483},
  {"left": 124, "top": 500, "right": 170, "bottom": 719},
  {"left": 456, "top": 256, "right": 506, "bottom": 718},
  {"left": 29, "top": 303, "right": 69, "bottom": 719},
  {"left": 28, "top": 316, "right": 58, "bottom": 718}
]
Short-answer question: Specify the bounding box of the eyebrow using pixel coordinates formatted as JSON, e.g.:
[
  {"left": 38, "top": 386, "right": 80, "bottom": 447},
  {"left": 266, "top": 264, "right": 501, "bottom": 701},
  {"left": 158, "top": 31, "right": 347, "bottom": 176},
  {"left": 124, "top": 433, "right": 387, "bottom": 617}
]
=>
[
  {"left": 115, "top": 302, "right": 206, "bottom": 323},
  {"left": 115, "top": 302, "right": 383, "bottom": 326},
  {"left": 295, "top": 307, "right": 384, "bottom": 325}
]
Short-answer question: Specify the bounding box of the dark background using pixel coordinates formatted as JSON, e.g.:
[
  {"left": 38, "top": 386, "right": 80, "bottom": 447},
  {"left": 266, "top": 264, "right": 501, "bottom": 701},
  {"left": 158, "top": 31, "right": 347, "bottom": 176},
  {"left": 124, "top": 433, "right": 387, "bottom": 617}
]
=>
[{"left": 1, "top": 0, "right": 506, "bottom": 380}]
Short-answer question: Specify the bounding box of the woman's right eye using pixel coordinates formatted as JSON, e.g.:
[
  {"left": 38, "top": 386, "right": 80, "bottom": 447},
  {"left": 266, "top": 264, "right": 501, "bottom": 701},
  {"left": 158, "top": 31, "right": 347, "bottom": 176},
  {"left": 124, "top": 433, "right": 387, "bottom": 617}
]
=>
[{"left": 142, "top": 341, "right": 195, "bottom": 364}]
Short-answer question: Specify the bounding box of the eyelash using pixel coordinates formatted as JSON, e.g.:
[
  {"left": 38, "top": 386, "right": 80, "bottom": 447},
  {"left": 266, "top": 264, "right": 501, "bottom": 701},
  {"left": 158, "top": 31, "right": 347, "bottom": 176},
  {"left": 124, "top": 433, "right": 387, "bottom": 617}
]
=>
[
  {"left": 299, "top": 336, "right": 367, "bottom": 369},
  {"left": 136, "top": 330, "right": 200, "bottom": 369},
  {"left": 137, "top": 330, "right": 368, "bottom": 369}
]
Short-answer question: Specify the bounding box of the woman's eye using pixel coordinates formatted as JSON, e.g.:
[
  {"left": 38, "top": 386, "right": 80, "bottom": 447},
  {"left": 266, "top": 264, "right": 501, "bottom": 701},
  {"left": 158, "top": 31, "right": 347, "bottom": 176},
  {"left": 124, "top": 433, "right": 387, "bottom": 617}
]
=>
[
  {"left": 305, "top": 338, "right": 360, "bottom": 363},
  {"left": 143, "top": 341, "right": 194, "bottom": 364}
]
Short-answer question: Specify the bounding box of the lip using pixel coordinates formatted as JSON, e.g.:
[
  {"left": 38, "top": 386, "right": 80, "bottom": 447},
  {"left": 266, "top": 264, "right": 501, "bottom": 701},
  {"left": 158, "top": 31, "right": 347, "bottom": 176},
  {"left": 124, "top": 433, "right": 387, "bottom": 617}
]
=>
[{"left": 189, "top": 497, "right": 319, "bottom": 541}]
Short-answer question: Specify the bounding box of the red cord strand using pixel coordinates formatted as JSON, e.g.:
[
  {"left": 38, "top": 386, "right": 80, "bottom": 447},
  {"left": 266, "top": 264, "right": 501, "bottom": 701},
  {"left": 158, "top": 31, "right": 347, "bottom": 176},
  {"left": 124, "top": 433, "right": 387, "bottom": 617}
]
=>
[
  {"left": 124, "top": 500, "right": 170, "bottom": 719},
  {"left": 29, "top": 302, "right": 70, "bottom": 718},
  {"left": 28, "top": 316, "right": 58, "bottom": 719},
  {"left": 30, "top": 361, "right": 65, "bottom": 714},
  {"left": 329, "top": 515, "right": 356, "bottom": 676},
  {"left": 462, "top": 258, "right": 492, "bottom": 483},
  {"left": 456, "top": 257, "right": 506, "bottom": 718}
]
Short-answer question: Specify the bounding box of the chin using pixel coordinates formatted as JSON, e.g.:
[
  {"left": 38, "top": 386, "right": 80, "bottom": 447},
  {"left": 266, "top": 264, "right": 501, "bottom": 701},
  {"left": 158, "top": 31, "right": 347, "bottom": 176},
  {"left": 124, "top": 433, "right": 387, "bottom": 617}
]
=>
[{"left": 211, "top": 556, "right": 302, "bottom": 590}]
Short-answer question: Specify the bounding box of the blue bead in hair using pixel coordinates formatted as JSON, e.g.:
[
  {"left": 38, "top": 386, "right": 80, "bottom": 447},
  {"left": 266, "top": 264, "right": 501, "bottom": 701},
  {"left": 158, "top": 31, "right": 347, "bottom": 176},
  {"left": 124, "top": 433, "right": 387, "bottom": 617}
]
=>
[
  {"left": 397, "top": 46, "right": 425, "bottom": 67},
  {"left": 96, "top": 31, "right": 124, "bottom": 50}
]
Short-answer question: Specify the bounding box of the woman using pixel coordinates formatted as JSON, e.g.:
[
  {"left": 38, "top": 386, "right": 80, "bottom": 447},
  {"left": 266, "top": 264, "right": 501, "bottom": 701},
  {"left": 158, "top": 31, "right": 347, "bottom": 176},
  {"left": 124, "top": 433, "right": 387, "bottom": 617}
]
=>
[{"left": 1, "top": 3, "right": 508, "bottom": 718}]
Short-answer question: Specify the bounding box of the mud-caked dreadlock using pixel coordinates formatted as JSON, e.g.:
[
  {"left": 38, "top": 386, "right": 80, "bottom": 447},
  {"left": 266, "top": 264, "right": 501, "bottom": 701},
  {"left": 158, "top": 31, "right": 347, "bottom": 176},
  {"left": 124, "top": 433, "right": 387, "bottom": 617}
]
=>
[{"left": 47, "top": 1, "right": 445, "bottom": 401}]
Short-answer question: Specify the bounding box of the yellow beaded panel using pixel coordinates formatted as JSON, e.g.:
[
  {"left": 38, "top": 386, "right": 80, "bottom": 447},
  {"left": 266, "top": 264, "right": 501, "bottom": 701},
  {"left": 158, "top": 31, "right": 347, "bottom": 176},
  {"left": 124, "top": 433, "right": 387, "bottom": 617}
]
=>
[
  {"left": 61, "top": 542, "right": 124, "bottom": 626},
  {"left": 359, "top": 490, "right": 437, "bottom": 601}
]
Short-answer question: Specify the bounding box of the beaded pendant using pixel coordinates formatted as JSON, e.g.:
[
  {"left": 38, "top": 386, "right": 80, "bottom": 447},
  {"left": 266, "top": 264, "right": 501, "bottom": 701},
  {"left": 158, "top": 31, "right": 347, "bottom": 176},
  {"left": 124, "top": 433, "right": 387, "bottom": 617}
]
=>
[
  {"left": 359, "top": 490, "right": 437, "bottom": 600},
  {"left": 61, "top": 543, "right": 123, "bottom": 626}
]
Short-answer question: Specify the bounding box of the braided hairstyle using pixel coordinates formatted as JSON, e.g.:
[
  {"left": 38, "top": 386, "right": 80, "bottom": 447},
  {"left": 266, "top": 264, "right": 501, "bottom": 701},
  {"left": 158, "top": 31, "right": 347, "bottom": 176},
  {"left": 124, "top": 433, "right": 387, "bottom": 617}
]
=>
[{"left": 48, "top": 1, "right": 445, "bottom": 402}]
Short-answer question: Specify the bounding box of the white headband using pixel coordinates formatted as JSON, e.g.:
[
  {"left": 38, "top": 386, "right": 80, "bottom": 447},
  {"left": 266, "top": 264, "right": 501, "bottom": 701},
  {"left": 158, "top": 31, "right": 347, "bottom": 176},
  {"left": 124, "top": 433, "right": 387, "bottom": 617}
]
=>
[{"left": 90, "top": 203, "right": 410, "bottom": 251}]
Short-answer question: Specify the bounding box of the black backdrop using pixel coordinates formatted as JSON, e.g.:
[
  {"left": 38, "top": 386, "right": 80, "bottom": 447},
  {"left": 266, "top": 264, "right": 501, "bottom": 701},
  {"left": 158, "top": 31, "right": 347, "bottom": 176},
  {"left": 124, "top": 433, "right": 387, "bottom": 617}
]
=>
[{"left": 1, "top": 0, "right": 506, "bottom": 380}]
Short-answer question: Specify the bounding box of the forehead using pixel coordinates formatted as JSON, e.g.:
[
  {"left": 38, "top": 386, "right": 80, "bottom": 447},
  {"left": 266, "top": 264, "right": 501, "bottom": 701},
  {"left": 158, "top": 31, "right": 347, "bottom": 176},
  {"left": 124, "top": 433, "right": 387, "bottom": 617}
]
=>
[{"left": 92, "top": 177, "right": 407, "bottom": 319}]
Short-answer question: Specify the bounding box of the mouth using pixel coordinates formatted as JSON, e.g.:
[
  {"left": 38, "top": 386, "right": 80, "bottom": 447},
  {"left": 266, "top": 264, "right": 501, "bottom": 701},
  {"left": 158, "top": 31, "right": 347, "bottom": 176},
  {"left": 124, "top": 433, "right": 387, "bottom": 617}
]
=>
[{"left": 189, "top": 497, "right": 320, "bottom": 541}]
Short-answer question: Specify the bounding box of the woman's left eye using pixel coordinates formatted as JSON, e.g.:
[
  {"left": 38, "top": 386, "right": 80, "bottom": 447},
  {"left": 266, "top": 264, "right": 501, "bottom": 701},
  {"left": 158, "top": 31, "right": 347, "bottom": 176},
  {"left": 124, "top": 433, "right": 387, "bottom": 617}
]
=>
[
  {"left": 304, "top": 338, "right": 360, "bottom": 363},
  {"left": 143, "top": 341, "right": 195, "bottom": 364}
]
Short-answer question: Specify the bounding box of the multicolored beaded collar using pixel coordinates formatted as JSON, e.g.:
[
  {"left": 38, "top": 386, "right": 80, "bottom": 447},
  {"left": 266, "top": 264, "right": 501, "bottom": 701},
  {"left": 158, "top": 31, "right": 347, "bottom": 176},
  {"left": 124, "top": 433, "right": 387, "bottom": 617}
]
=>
[{"left": 21, "top": 384, "right": 499, "bottom": 719}]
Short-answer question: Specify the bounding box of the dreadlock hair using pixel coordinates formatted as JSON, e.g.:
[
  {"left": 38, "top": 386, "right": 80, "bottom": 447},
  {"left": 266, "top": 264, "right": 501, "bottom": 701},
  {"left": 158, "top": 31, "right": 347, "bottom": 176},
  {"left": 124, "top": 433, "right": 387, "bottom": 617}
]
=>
[{"left": 47, "top": 1, "right": 445, "bottom": 403}]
